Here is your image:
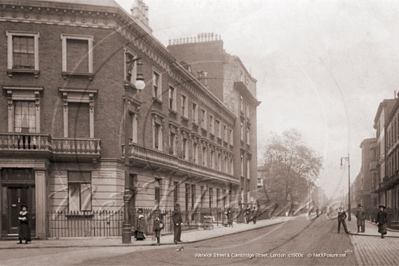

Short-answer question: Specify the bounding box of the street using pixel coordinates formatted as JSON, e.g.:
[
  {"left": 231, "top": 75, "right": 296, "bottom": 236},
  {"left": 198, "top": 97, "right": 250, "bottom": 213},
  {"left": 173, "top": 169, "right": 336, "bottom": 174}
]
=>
[{"left": 0, "top": 215, "right": 359, "bottom": 265}]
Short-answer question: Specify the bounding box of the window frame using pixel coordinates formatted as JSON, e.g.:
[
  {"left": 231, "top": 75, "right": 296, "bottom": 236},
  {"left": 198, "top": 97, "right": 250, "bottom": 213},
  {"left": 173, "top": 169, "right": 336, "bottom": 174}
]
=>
[
  {"left": 192, "top": 102, "right": 198, "bottom": 124},
  {"left": 169, "top": 85, "right": 177, "bottom": 111},
  {"left": 241, "top": 155, "right": 244, "bottom": 176},
  {"left": 241, "top": 122, "right": 244, "bottom": 141},
  {"left": 170, "top": 131, "right": 176, "bottom": 155},
  {"left": 247, "top": 127, "right": 250, "bottom": 145},
  {"left": 216, "top": 120, "right": 220, "bottom": 138},
  {"left": 124, "top": 48, "right": 137, "bottom": 84},
  {"left": 6, "top": 31, "right": 40, "bottom": 77},
  {"left": 152, "top": 69, "right": 162, "bottom": 100},
  {"left": 129, "top": 111, "right": 138, "bottom": 143},
  {"left": 209, "top": 115, "right": 214, "bottom": 134},
  {"left": 4, "top": 87, "right": 43, "bottom": 133},
  {"left": 202, "top": 145, "right": 207, "bottom": 167},
  {"left": 67, "top": 171, "right": 92, "bottom": 212},
  {"left": 223, "top": 124, "right": 227, "bottom": 142},
  {"left": 181, "top": 94, "right": 188, "bottom": 118},
  {"left": 61, "top": 34, "right": 94, "bottom": 79},
  {"left": 201, "top": 109, "right": 207, "bottom": 129},
  {"left": 153, "top": 122, "right": 162, "bottom": 151},
  {"left": 60, "top": 89, "right": 97, "bottom": 138},
  {"left": 193, "top": 142, "right": 199, "bottom": 163}
]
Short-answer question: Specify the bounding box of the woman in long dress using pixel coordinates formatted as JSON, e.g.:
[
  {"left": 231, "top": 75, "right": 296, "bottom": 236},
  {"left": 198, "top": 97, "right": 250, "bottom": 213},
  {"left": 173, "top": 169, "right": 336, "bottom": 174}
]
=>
[
  {"left": 377, "top": 205, "right": 388, "bottom": 239},
  {"left": 18, "top": 205, "right": 31, "bottom": 244},
  {"left": 134, "top": 214, "right": 146, "bottom": 240}
]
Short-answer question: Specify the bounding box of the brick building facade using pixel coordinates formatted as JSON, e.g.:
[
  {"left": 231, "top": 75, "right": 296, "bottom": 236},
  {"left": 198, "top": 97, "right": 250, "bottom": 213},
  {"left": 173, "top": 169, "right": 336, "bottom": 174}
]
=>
[
  {"left": 167, "top": 34, "right": 260, "bottom": 206},
  {"left": 0, "top": 0, "right": 245, "bottom": 239}
]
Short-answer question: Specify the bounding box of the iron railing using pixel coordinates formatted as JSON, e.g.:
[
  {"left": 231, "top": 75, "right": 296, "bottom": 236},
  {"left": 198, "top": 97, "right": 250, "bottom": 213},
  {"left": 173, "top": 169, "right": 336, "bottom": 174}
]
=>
[
  {"left": 48, "top": 208, "right": 249, "bottom": 238},
  {"left": 49, "top": 210, "right": 123, "bottom": 238}
]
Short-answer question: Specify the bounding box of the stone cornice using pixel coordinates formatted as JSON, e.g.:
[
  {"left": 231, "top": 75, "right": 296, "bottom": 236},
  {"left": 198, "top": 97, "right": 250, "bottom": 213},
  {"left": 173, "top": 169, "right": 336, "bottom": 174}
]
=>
[{"left": 0, "top": 1, "right": 238, "bottom": 127}]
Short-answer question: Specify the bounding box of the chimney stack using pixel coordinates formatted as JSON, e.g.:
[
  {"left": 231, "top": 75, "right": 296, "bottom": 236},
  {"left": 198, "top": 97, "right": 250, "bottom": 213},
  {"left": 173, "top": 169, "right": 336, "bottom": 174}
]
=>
[{"left": 130, "top": 0, "right": 152, "bottom": 34}]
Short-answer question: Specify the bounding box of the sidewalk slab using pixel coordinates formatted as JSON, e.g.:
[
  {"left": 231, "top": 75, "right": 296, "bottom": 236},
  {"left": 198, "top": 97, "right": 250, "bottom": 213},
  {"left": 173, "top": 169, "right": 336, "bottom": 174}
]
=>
[
  {"left": 0, "top": 217, "right": 291, "bottom": 249},
  {"left": 347, "top": 218, "right": 399, "bottom": 265},
  {"left": 346, "top": 218, "right": 399, "bottom": 238}
]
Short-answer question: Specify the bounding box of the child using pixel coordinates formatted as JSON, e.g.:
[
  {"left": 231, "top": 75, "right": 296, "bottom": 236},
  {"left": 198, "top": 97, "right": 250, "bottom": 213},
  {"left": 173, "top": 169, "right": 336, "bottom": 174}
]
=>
[{"left": 153, "top": 215, "right": 164, "bottom": 246}]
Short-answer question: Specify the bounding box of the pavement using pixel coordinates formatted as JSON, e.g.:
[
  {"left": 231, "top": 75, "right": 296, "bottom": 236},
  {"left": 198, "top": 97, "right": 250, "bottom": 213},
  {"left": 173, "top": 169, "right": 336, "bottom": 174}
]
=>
[
  {"left": 0, "top": 216, "right": 292, "bottom": 249},
  {"left": 346, "top": 217, "right": 399, "bottom": 266}
]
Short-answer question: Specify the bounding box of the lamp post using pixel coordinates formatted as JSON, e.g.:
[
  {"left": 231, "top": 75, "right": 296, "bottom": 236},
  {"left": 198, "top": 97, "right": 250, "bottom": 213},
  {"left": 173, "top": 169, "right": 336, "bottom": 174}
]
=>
[
  {"left": 341, "top": 154, "right": 351, "bottom": 221},
  {"left": 122, "top": 58, "right": 145, "bottom": 244}
]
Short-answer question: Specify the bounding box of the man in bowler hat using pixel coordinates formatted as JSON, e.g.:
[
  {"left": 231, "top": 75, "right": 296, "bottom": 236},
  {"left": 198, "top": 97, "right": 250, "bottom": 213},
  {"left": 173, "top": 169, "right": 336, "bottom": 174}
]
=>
[{"left": 172, "top": 203, "right": 183, "bottom": 244}]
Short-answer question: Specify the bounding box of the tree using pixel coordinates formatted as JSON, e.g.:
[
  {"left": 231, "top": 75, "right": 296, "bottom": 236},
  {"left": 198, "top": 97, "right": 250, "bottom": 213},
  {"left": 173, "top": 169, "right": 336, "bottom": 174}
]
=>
[{"left": 260, "top": 129, "right": 323, "bottom": 205}]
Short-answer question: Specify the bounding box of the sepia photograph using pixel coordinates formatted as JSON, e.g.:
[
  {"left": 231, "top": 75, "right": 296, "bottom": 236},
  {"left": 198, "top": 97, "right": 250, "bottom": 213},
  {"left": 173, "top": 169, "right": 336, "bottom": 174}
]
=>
[{"left": 0, "top": 0, "right": 398, "bottom": 265}]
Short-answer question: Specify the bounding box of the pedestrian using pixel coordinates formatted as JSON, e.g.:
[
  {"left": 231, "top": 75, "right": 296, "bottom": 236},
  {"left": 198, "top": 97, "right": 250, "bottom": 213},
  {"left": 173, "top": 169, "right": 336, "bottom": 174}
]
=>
[
  {"left": 227, "top": 209, "right": 233, "bottom": 227},
  {"left": 316, "top": 206, "right": 319, "bottom": 217},
  {"left": 172, "top": 203, "right": 183, "bottom": 244},
  {"left": 337, "top": 207, "right": 350, "bottom": 234},
  {"left": 244, "top": 206, "right": 250, "bottom": 224},
  {"left": 153, "top": 214, "right": 164, "bottom": 246},
  {"left": 17, "top": 205, "right": 31, "bottom": 244},
  {"left": 134, "top": 214, "right": 146, "bottom": 240},
  {"left": 223, "top": 211, "right": 228, "bottom": 227},
  {"left": 376, "top": 205, "right": 388, "bottom": 239},
  {"left": 252, "top": 207, "right": 257, "bottom": 224},
  {"left": 355, "top": 204, "right": 365, "bottom": 233}
]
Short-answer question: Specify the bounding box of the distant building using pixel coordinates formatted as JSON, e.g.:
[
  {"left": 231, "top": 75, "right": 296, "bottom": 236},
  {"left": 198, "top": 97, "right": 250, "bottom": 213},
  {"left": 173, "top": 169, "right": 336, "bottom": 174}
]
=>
[
  {"left": 353, "top": 138, "right": 377, "bottom": 216},
  {"left": 168, "top": 34, "right": 261, "bottom": 207},
  {"left": 373, "top": 99, "right": 397, "bottom": 206}
]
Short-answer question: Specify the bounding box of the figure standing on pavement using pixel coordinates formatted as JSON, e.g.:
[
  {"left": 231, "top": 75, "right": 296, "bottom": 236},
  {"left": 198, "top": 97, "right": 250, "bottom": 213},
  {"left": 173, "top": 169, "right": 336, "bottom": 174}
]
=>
[
  {"left": 252, "top": 207, "right": 257, "bottom": 224},
  {"left": 153, "top": 214, "right": 163, "bottom": 246},
  {"left": 18, "top": 205, "right": 31, "bottom": 244},
  {"left": 244, "top": 206, "right": 250, "bottom": 224},
  {"left": 134, "top": 214, "right": 147, "bottom": 240},
  {"left": 223, "top": 211, "right": 228, "bottom": 227},
  {"left": 355, "top": 204, "right": 366, "bottom": 233},
  {"left": 337, "top": 207, "right": 350, "bottom": 234},
  {"left": 316, "top": 206, "right": 319, "bottom": 217},
  {"left": 376, "top": 205, "right": 388, "bottom": 239},
  {"left": 227, "top": 209, "right": 233, "bottom": 227},
  {"left": 172, "top": 203, "right": 183, "bottom": 244}
]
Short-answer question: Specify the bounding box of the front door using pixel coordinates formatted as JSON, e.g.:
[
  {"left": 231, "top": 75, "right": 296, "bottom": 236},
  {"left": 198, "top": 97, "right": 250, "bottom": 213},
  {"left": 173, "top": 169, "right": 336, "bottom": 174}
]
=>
[
  {"left": 2, "top": 186, "right": 35, "bottom": 235},
  {"left": 8, "top": 187, "right": 28, "bottom": 234}
]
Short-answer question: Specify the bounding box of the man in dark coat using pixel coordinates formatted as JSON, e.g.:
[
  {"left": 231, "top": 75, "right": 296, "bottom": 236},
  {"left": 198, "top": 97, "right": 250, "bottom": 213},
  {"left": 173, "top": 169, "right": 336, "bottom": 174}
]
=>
[
  {"left": 244, "top": 206, "right": 251, "bottom": 224},
  {"left": 377, "top": 205, "right": 388, "bottom": 239},
  {"left": 355, "top": 204, "right": 366, "bottom": 233},
  {"left": 251, "top": 207, "right": 258, "bottom": 224},
  {"left": 134, "top": 214, "right": 146, "bottom": 240},
  {"left": 18, "top": 205, "right": 31, "bottom": 244},
  {"left": 172, "top": 203, "right": 183, "bottom": 244},
  {"left": 337, "top": 207, "right": 350, "bottom": 234}
]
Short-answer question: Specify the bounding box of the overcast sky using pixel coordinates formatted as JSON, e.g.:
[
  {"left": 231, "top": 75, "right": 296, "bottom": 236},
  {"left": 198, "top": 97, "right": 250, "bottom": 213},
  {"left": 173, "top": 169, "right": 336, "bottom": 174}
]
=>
[{"left": 115, "top": 0, "right": 399, "bottom": 200}]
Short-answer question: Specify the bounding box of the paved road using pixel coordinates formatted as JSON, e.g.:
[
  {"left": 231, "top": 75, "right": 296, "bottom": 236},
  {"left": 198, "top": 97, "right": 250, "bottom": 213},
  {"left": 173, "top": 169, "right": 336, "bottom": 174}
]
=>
[
  {"left": 79, "top": 215, "right": 357, "bottom": 266},
  {"left": 0, "top": 215, "right": 358, "bottom": 265}
]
